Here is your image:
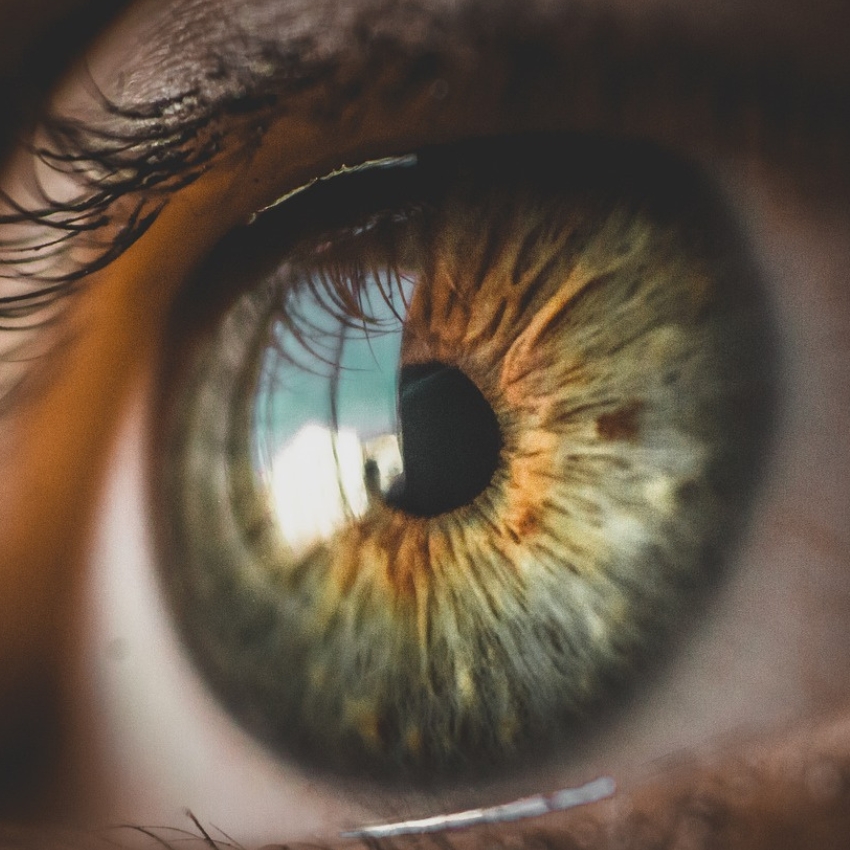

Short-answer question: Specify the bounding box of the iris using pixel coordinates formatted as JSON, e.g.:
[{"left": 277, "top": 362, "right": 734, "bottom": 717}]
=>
[{"left": 155, "top": 136, "right": 774, "bottom": 782}]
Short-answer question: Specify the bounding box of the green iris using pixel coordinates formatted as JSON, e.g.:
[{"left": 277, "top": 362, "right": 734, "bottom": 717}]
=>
[{"left": 155, "top": 136, "right": 774, "bottom": 783}]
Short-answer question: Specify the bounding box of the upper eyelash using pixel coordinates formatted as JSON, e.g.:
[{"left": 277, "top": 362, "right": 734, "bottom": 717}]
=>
[
  {"left": 0, "top": 88, "right": 229, "bottom": 330},
  {"left": 0, "top": 26, "right": 339, "bottom": 408},
  {"left": 2, "top": 6, "right": 849, "bottom": 337},
  {"left": 0, "top": 26, "right": 336, "bottom": 333},
  {"left": 0, "top": 85, "right": 247, "bottom": 411}
]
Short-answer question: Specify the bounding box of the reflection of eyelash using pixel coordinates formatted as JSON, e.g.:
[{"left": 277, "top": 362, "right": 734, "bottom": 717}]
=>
[{"left": 276, "top": 231, "right": 414, "bottom": 375}]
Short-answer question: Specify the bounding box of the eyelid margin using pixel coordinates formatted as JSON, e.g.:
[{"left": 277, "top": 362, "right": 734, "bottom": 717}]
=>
[{"left": 340, "top": 777, "right": 617, "bottom": 839}]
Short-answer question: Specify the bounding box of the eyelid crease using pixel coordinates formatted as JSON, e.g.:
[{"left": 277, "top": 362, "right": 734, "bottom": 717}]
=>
[{"left": 339, "top": 777, "right": 616, "bottom": 839}]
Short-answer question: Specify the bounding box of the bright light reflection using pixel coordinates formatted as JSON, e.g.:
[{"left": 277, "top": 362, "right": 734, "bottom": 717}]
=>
[{"left": 271, "top": 424, "right": 403, "bottom": 557}]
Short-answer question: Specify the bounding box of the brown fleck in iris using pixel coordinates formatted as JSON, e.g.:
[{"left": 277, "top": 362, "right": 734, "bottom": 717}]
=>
[{"left": 596, "top": 400, "right": 644, "bottom": 442}]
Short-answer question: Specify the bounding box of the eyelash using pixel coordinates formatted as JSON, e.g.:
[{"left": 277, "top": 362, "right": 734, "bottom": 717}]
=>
[
  {"left": 0, "top": 89, "right": 239, "bottom": 332},
  {"left": 0, "top": 15, "right": 379, "bottom": 334},
  {"left": 4, "top": 5, "right": 849, "bottom": 335},
  {"left": 0, "top": 12, "right": 372, "bottom": 349}
]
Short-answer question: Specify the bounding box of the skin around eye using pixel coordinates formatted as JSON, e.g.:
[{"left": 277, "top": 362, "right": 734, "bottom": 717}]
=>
[
  {"left": 0, "top": 0, "right": 849, "bottom": 844},
  {"left": 153, "top": 137, "right": 774, "bottom": 784}
]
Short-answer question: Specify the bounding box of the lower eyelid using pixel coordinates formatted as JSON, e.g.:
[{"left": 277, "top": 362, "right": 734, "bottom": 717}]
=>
[{"left": 499, "top": 713, "right": 850, "bottom": 850}]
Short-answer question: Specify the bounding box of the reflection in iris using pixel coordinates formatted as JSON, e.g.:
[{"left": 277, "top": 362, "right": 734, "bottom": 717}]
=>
[
  {"left": 156, "top": 138, "right": 774, "bottom": 783},
  {"left": 254, "top": 277, "right": 409, "bottom": 556}
]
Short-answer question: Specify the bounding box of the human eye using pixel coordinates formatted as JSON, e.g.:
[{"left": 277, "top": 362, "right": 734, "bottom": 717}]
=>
[{"left": 0, "top": 0, "right": 849, "bottom": 848}]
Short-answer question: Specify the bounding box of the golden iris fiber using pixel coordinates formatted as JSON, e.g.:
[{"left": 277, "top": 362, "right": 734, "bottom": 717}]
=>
[{"left": 157, "top": 138, "right": 773, "bottom": 781}]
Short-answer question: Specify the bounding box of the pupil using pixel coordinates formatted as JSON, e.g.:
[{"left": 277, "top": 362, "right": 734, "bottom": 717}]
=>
[{"left": 385, "top": 362, "right": 502, "bottom": 517}]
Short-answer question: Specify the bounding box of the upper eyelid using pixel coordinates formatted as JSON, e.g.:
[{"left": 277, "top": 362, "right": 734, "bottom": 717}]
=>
[
  {"left": 1, "top": 0, "right": 849, "bottom": 408},
  {"left": 4, "top": 0, "right": 850, "bottom": 273}
]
